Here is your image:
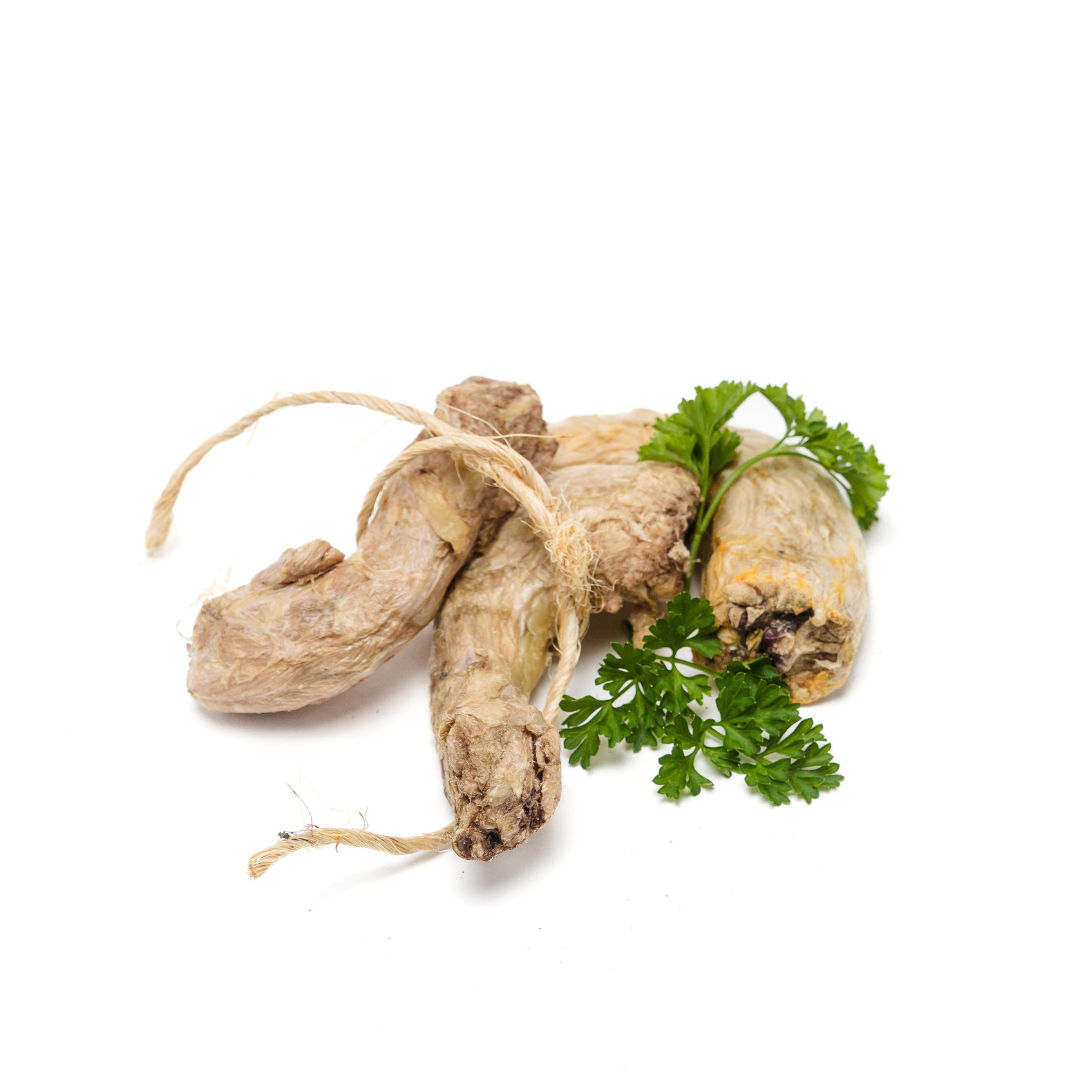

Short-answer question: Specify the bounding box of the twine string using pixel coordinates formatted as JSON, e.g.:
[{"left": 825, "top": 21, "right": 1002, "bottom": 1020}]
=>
[
  {"left": 144, "top": 389, "right": 593, "bottom": 879},
  {"left": 145, "top": 391, "right": 462, "bottom": 552},
  {"left": 246, "top": 825, "right": 456, "bottom": 880}
]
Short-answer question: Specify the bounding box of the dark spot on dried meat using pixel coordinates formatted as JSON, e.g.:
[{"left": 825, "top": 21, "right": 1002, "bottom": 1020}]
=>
[
  {"left": 455, "top": 835, "right": 473, "bottom": 859},
  {"left": 520, "top": 794, "right": 543, "bottom": 830},
  {"left": 759, "top": 611, "right": 812, "bottom": 666}
]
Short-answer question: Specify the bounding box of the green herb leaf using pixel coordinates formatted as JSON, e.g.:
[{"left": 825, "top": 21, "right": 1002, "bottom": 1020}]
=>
[
  {"left": 595, "top": 642, "right": 664, "bottom": 698},
  {"left": 560, "top": 696, "right": 626, "bottom": 768},
  {"left": 642, "top": 592, "right": 722, "bottom": 658},
  {"left": 757, "top": 383, "right": 807, "bottom": 429},
  {"left": 561, "top": 596, "right": 844, "bottom": 805},
  {"left": 759, "top": 384, "right": 889, "bottom": 529},
  {"left": 654, "top": 745, "right": 712, "bottom": 799},
  {"left": 799, "top": 421, "right": 889, "bottom": 529},
  {"left": 639, "top": 382, "right": 756, "bottom": 492}
]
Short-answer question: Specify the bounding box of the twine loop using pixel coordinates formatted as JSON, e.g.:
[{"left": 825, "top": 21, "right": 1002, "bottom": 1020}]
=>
[{"left": 145, "top": 389, "right": 593, "bottom": 878}]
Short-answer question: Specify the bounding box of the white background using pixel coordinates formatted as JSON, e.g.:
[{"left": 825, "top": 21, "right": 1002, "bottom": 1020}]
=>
[{"left": 2, "top": 3, "right": 1077, "bottom": 1077}]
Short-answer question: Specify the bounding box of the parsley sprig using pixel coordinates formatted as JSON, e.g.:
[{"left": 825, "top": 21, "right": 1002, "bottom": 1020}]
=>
[
  {"left": 561, "top": 595, "right": 843, "bottom": 804},
  {"left": 561, "top": 381, "right": 882, "bottom": 807},
  {"left": 640, "top": 381, "right": 888, "bottom": 585}
]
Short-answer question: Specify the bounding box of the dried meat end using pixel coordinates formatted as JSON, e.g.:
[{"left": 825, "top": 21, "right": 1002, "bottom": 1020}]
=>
[
  {"left": 437, "top": 663, "right": 561, "bottom": 862},
  {"left": 711, "top": 579, "right": 858, "bottom": 703},
  {"left": 432, "top": 452, "right": 700, "bottom": 860}
]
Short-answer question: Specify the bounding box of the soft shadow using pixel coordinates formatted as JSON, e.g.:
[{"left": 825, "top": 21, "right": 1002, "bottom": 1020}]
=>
[
  {"left": 584, "top": 610, "right": 638, "bottom": 648},
  {"left": 315, "top": 849, "right": 443, "bottom": 901},
  {"left": 860, "top": 510, "right": 897, "bottom": 552},
  {"left": 196, "top": 624, "right": 435, "bottom": 734},
  {"left": 460, "top": 815, "right": 562, "bottom": 896},
  {"left": 445, "top": 611, "right": 636, "bottom": 895}
]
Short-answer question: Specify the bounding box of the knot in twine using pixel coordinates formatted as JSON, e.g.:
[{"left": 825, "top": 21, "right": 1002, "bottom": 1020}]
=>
[{"left": 145, "top": 390, "right": 594, "bottom": 878}]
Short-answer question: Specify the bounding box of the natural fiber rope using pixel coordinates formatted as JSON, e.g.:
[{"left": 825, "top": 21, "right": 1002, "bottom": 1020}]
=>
[
  {"left": 145, "top": 389, "right": 593, "bottom": 879},
  {"left": 246, "top": 825, "right": 456, "bottom": 880},
  {"left": 146, "top": 391, "right": 460, "bottom": 552}
]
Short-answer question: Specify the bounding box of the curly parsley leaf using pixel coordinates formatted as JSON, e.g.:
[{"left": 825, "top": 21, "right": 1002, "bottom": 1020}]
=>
[
  {"left": 642, "top": 592, "right": 723, "bottom": 658},
  {"left": 759, "top": 383, "right": 889, "bottom": 529},
  {"left": 595, "top": 642, "right": 664, "bottom": 698},
  {"left": 560, "top": 601, "right": 843, "bottom": 805},
  {"left": 655, "top": 745, "right": 713, "bottom": 799},
  {"left": 560, "top": 640, "right": 672, "bottom": 766},
  {"left": 561, "top": 695, "right": 625, "bottom": 768},
  {"left": 800, "top": 420, "right": 888, "bottom": 529},
  {"left": 639, "top": 381, "right": 756, "bottom": 494},
  {"left": 757, "top": 382, "right": 807, "bottom": 428}
]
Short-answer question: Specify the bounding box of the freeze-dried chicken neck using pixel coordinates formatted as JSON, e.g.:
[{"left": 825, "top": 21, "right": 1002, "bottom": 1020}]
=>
[
  {"left": 431, "top": 450, "right": 698, "bottom": 861},
  {"left": 703, "top": 428, "right": 868, "bottom": 704},
  {"left": 187, "top": 377, "right": 556, "bottom": 713},
  {"left": 547, "top": 409, "right": 661, "bottom": 468}
]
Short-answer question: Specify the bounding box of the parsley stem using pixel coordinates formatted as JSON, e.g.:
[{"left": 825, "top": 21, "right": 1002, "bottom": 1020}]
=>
[
  {"left": 684, "top": 435, "right": 795, "bottom": 587},
  {"left": 660, "top": 656, "right": 719, "bottom": 676}
]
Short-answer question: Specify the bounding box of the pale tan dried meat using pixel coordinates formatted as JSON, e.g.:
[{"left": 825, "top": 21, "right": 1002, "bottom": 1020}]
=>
[
  {"left": 430, "top": 424, "right": 697, "bottom": 861},
  {"left": 187, "top": 377, "right": 555, "bottom": 713},
  {"left": 703, "top": 428, "right": 868, "bottom": 704},
  {"left": 546, "top": 409, "right": 662, "bottom": 468}
]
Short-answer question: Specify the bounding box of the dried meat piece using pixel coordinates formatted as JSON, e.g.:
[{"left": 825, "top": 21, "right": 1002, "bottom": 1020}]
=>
[
  {"left": 547, "top": 409, "right": 661, "bottom": 468},
  {"left": 431, "top": 445, "right": 698, "bottom": 860},
  {"left": 702, "top": 428, "right": 868, "bottom": 703},
  {"left": 187, "top": 377, "right": 555, "bottom": 713}
]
